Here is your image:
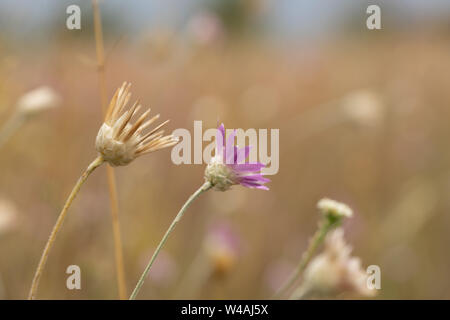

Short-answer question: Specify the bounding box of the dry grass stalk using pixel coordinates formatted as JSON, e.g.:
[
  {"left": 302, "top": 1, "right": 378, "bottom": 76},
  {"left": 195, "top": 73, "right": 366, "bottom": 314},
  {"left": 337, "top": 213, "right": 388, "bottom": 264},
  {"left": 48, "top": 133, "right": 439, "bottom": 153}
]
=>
[{"left": 92, "top": 0, "right": 127, "bottom": 299}]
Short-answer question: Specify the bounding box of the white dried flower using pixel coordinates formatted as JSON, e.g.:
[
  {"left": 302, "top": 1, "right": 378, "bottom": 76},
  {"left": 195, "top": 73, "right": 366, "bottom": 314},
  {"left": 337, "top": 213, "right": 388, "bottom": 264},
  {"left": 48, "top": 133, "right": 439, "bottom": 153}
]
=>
[
  {"left": 0, "top": 198, "right": 17, "bottom": 234},
  {"left": 95, "top": 82, "right": 178, "bottom": 166},
  {"left": 16, "top": 86, "right": 61, "bottom": 117},
  {"left": 341, "top": 90, "right": 384, "bottom": 127},
  {"left": 300, "top": 228, "right": 375, "bottom": 297},
  {"left": 317, "top": 198, "right": 353, "bottom": 219}
]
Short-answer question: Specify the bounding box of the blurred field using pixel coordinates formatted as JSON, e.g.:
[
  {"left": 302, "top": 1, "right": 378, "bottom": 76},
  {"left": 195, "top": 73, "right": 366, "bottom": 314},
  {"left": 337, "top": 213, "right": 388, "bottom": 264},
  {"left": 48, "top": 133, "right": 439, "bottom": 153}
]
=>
[{"left": 1, "top": 1, "right": 450, "bottom": 300}]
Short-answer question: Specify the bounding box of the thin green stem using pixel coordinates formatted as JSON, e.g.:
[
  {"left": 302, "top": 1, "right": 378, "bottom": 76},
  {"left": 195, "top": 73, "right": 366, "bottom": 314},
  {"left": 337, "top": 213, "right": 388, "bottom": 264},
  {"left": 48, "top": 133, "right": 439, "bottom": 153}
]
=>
[
  {"left": 28, "top": 156, "right": 104, "bottom": 299},
  {"left": 130, "top": 181, "right": 212, "bottom": 300},
  {"left": 273, "top": 217, "right": 337, "bottom": 299}
]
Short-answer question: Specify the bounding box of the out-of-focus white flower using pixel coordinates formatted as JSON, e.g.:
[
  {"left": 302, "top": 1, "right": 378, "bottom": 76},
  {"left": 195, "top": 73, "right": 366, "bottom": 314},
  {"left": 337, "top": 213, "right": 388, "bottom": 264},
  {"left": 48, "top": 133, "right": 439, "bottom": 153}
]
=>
[
  {"left": 317, "top": 198, "right": 353, "bottom": 219},
  {"left": 341, "top": 89, "right": 384, "bottom": 127},
  {"left": 0, "top": 198, "right": 17, "bottom": 234},
  {"left": 297, "top": 228, "right": 375, "bottom": 298},
  {"left": 16, "top": 86, "right": 61, "bottom": 117}
]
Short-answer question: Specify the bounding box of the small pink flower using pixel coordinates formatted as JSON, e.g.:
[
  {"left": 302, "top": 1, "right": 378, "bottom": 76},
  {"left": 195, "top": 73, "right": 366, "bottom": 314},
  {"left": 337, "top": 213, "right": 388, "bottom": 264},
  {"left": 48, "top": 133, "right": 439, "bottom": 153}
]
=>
[
  {"left": 204, "top": 221, "right": 241, "bottom": 276},
  {"left": 204, "top": 123, "right": 270, "bottom": 191}
]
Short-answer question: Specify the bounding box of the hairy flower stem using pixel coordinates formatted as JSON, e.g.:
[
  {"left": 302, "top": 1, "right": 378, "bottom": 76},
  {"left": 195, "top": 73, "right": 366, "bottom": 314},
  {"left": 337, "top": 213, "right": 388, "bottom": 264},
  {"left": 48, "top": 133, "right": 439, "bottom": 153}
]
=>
[
  {"left": 273, "top": 216, "right": 339, "bottom": 299},
  {"left": 28, "top": 156, "right": 104, "bottom": 299},
  {"left": 130, "top": 181, "right": 212, "bottom": 300},
  {"left": 92, "top": 0, "right": 127, "bottom": 299}
]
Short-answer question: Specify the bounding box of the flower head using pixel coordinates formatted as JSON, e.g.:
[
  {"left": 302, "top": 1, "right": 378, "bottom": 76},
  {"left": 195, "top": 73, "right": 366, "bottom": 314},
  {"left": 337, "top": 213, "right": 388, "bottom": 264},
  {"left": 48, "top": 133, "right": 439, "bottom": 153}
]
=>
[
  {"left": 204, "top": 221, "right": 240, "bottom": 277},
  {"left": 300, "top": 228, "right": 375, "bottom": 297},
  {"left": 341, "top": 89, "right": 384, "bottom": 127},
  {"left": 0, "top": 198, "right": 17, "bottom": 235},
  {"left": 317, "top": 198, "right": 353, "bottom": 220},
  {"left": 204, "top": 123, "right": 269, "bottom": 191},
  {"left": 16, "top": 86, "right": 60, "bottom": 117},
  {"left": 95, "top": 82, "right": 178, "bottom": 166}
]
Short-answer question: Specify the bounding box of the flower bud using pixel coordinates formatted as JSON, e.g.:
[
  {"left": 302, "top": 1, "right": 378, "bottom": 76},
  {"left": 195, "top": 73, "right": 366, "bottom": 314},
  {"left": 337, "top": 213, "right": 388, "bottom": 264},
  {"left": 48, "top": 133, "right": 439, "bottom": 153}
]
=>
[{"left": 204, "top": 155, "right": 238, "bottom": 191}]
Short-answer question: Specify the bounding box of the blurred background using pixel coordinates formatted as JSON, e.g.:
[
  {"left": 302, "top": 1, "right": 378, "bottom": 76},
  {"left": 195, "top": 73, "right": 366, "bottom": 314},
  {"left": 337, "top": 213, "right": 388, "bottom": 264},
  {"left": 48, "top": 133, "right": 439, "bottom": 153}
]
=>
[{"left": 1, "top": 0, "right": 450, "bottom": 299}]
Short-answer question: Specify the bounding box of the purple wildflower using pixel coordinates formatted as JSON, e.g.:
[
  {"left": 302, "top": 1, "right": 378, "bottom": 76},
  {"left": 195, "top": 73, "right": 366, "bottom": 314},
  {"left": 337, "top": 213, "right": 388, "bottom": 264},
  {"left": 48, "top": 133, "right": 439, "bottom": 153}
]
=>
[
  {"left": 204, "top": 221, "right": 241, "bottom": 257},
  {"left": 204, "top": 221, "right": 241, "bottom": 276},
  {"left": 204, "top": 123, "right": 270, "bottom": 191}
]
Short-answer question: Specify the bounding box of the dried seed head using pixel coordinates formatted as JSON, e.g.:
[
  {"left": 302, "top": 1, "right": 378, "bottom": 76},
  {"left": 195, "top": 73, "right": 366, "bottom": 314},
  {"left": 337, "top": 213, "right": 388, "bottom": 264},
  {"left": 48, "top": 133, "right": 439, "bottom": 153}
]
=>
[
  {"left": 300, "top": 229, "right": 375, "bottom": 297},
  {"left": 95, "top": 82, "right": 178, "bottom": 166},
  {"left": 16, "top": 86, "right": 61, "bottom": 117}
]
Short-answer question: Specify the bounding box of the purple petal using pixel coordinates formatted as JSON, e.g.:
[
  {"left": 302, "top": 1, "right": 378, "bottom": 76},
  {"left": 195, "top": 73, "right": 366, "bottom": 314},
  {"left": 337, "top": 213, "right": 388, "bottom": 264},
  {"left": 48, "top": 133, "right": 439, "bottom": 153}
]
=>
[
  {"left": 216, "top": 124, "right": 225, "bottom": 158},
  {"left": 233, "top": 146, "right": 239, "bottom": 163},
  {"left": 235, "top": 146, "right": 251, "bottom": 163},
  {"left": 241, "top": 174, "right": 271, "bottom": 184},
  {"left": 240, "top": 181, "right": 270, "bottom": 190},
  {"left": 218, "top": 123, "right": 225, "bottom": 140},
  {"left": 231, "top": 163, "right": 265, "bottom": 172},
  {"left": 225, "top": 130, "right": 237, "bottom": 164}
]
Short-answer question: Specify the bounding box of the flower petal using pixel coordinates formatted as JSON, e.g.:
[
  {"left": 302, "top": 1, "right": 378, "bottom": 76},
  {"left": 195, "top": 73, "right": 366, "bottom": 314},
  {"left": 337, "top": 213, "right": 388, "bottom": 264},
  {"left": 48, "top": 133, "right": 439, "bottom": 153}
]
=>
[
  {"left": 225, "top": 129, "right": 237, "bottom": 164},
  {"left": 235, "top": 146, "right": 251, "bottom": 163},
  {"left": 240, "top": 181, "right": 270, "bottom": 190},
  {"left": 231, "top": 163, "right": 265, "bottom": 172},
  {"left": 216, "top": 124, "right": 226, "bottom": 158},
  {"left": 241, "top": 174, "right": 271, "bottom": 184}
]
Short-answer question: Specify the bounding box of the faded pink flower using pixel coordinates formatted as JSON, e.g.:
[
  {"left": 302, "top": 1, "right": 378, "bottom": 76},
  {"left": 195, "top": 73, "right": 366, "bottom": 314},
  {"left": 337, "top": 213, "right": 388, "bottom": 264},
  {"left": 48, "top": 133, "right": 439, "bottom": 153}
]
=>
[{"left": 204, "top": 221, "right": 241, "bottom": 276}]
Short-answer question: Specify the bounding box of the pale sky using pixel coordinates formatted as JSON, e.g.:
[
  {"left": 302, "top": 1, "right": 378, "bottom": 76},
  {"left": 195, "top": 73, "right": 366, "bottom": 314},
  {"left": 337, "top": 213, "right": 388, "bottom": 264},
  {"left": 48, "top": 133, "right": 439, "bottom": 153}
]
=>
[{"left": 0, "top": 0, "right": 449, "bottom": 44}]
